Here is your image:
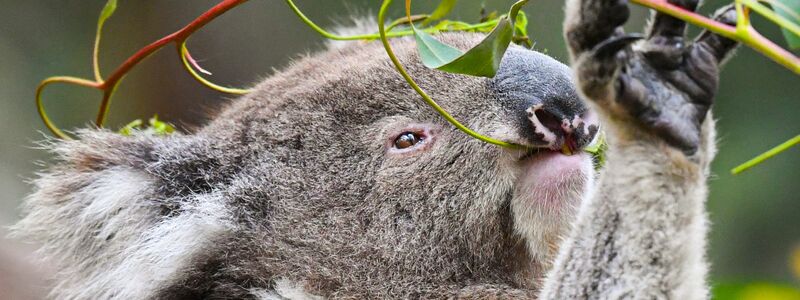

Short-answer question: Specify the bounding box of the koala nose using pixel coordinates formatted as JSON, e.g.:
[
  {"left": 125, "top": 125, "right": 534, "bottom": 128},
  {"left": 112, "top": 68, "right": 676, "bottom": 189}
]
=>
[
  {"left": 525, "top": 103, "right": 599, "bottom": 152},
  {"left": 491, "top": 47, "right": 599, "bottom": 151}
]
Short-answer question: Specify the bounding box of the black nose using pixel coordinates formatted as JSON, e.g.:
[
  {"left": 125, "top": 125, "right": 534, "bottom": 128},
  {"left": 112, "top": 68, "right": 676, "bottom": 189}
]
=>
[
  {"left": 491, "top": 47, "right": 599, "bottom": 151},
  {"left": 524, "top": 102, "right": 599, "bottom": 152}
]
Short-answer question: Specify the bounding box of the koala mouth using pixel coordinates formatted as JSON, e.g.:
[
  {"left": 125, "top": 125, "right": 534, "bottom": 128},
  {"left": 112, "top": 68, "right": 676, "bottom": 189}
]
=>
[
  {"left": 507, "top": 109, "right": 603, "bottom": 205},
  {"left": 512, "top": 147, "right": 594, "bottom": 203},
  {"left": 516, "top": 126, "right": 606, "bottom": 171}
]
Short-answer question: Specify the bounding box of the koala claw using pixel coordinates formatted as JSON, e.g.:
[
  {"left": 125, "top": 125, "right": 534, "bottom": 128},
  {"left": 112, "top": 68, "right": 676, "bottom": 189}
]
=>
[
  {"left": 566, "top": 0, "right": 739, "bottom": 154},
  {"left": 695, "top": 5, "right": 739, "bottom": 62},
  {"left": 593, "top": 33, "right": 643, "bottom": 60}
]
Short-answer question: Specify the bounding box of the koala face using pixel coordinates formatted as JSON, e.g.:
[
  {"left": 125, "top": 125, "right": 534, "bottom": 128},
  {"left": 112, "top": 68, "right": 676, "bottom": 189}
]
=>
[
  {"left": 158, "top": 32, "right": 599, "bottom": 295},
  {"left": 17, "top": 32, "right": 599, "bottom": 298}
]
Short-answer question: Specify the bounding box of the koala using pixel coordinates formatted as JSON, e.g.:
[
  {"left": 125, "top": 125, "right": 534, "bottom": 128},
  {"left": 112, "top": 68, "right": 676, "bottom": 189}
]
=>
[{"left": 12, "top": 0, "right": 738, "bottom": 299}]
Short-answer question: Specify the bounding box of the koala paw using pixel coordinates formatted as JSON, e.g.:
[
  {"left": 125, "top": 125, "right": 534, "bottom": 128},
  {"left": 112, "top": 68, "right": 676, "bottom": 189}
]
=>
[{"left": 565, "top": 0, "right": 738, "bottom": 154}]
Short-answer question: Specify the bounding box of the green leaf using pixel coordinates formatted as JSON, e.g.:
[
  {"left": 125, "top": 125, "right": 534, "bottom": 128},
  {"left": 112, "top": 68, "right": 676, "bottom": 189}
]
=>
[
  {"left": 513, "top": 11, "right": 532, "bottom": 47},
  {"left": 118, "top": 115, "right": 175, "bottom": 136},
  {"left": 422, "top": 0, "right": 457, "bottom": 26},
  {"left": 93, "top": 0, "right": 118, "bottom": 81},
  {"left": 584, "top": 130, "right": 607, "bottom": 170},
  {"left": 428, "top": 19, "right": 497, "bottom": 33},
  {"left": 773, "top": 0, "right": 800, "bottom": 49},
  {"left": 413, "top": 29, "right": 465, "bottom": 67},
  {"left": 412, "top": 0, "right": 529, "bottom": 77},
  {"left": 98, "top": 0, "right": 118, "bottom": 26},
  {"left": 515, "top": 10, "right": 528, "bottom": 37},
  {"left": 149, "top": 115, "right": 175, "bottom": 136},
  {"left": 118, "top": 119, "right": 143, "bottom": 136}
]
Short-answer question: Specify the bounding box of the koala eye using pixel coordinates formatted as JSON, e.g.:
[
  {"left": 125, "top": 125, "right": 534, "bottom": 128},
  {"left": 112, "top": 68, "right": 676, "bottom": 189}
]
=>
[
  {"left": 394, "top": 132, "right": 424, "bottom": 149},
  {"left": 385, "top": 124, "right": 435, "bottom": 155}
]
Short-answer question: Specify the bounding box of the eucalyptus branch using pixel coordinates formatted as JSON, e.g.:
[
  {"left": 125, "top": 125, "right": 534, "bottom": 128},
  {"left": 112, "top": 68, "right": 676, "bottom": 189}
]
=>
[
  {"left": 38, "top": 0, "right": 505, "bottom": 140},
  {"left": 286, "top": 0, "right": 499, "bottom": 41},
  {"left": 94, "top": 0, "right": 248, "bottom": 126},
  {"left": 386, "top": 14, "right": 429, "bottom": 32},
  {"left": 179, "top": 41, "right": 253, "bottom": 95},
  {"left": 731, "top": 135, "right": 800, "bottom": 174},
  {"left": 36, "top": 0, "right": 249, "bottom": 139},
  {"left": 35, "top": 77, "right": 101, "bottom": 140},
  {"left": 93, "top": 0, "right": 117, "bottom": 82},
  {"left": 628, "top": 0, "right": 800, "bottom": 172},
  {"left": 742, "top": 0, "right": 800, "bottom": 37},
  {"left": 34, "top": 0, "right": 799, "bottom": 174},
  {"left": 631, "top": 0, "right": 800, "bottom": 74}
]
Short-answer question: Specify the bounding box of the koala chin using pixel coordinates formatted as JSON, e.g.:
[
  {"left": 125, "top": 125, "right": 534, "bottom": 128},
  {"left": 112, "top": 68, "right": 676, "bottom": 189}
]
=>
[
  {"left": 14, "top": 0, "right": 737, "bottom": 296},
  {"left": 511, "top": 150, "right": 595, "bottom": 266}
]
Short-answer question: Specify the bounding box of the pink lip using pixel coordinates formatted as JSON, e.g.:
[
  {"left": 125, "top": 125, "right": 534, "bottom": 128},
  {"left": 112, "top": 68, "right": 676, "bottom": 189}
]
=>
[{"left": 515, "top": 151, "right": 592, "bottom": 204}]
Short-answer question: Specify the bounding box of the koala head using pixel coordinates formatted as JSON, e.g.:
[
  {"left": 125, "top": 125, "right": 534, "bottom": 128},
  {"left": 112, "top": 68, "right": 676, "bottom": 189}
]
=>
[{"left": 17, "top": 32, "right": 599, "bottom": 298}]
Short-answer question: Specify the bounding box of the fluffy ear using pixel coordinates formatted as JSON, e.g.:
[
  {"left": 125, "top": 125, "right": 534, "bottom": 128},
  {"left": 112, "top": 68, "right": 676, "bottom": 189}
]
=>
[
  {"left": 325, "top": 16, "right": 380, "bottom": 50},
  {"left": 11, "top": 130, "right": 233, "bottom": 299}
]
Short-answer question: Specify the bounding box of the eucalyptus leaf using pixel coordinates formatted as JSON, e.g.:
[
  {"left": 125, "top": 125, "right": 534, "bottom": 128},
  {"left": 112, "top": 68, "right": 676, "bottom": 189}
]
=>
[
  {"left": 413, "top": 30, "right": 464, "bottom": 67},
  {"left": 149, "top": 115, "right": 175, "bottom": 136},
  {"left": 118, "top": 115, "right": 175, "bottom": 136},
  {"left": 773, "top": 0, "right": 800, "bottom": 49},
  {"left": 515, "top": 11, "right": 528, "bottom": 38},
  {"left": 411, "top": 0, "right": 529, "bottom": 77},
  {"left": 93, "top": 0, "right": 117, "bottom": 81},
  {"left": 434, "top": 17, "right": 513, "bottom": 77},
  {"left": 513, "top": 11, "right": 532, "bottom": 47},
  {"left": 583, "top": 130, "right": 607, "bottom": 170},
  {"left": 118, "top": 119, "right": 142, "bottom": 136},
  {"left": 98, "top": 0, "right": 117, "bottom": 31}
]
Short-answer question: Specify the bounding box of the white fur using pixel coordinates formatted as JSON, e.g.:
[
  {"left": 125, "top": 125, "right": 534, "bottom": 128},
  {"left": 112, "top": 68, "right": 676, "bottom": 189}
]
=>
[
  {"left": 14, "top": 167, "right": 233, "bottom": 299},
  {"left": 94, "top": 192, "right": 233, "bottom": 299},
  {"left": 325, "top": 16, "right": 378, "bottom": 50},
  {"left": 251, "top": 279, "right": 324, "bottom": 300}
]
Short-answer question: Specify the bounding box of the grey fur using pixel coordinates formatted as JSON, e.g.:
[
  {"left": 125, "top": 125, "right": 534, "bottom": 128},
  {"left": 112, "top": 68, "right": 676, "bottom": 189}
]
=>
[{"left": 13, "top": 1, "right": 737, "bottom": 298}]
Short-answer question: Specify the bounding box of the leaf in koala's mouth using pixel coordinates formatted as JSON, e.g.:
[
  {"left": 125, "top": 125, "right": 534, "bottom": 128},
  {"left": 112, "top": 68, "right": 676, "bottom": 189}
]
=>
[
  {"left": 561, "top": 144, "right": 574, "bottom": 156},
  {"left": 583, "top": 130, "right": 607, "bottom": 170}
]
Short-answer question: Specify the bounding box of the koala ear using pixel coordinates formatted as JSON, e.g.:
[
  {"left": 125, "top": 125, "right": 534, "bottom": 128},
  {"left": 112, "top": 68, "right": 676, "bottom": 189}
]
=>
[
  {"left": 10, "top": 131, "right": 150, "bottom": 290},
  {"left": 12, "top": 130, "right": 232, "bottom": 298},
  {"left": 325, "top": 16, "right": 380, "bottom": 50}
]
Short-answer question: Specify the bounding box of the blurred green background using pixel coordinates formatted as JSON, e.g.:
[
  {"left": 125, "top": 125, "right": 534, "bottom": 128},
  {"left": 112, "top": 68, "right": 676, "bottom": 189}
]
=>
[{"left": 0, "top": 0, "right": 798, "bottom": 298}]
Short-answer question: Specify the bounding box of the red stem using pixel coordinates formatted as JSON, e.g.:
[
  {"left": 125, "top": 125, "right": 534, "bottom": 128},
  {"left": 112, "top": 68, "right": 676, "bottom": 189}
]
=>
[
  {"left": 633, "top": 0, "right": 800, "bottom": 74},
  {"left": 95, "top": 0, "right": 248, "bottom": 125},
  {"left": 62, "top": 0, "right": 800, "bottom": 128},
  {"left": 631, "top": 0, "right": 737, "bottom": 39}
]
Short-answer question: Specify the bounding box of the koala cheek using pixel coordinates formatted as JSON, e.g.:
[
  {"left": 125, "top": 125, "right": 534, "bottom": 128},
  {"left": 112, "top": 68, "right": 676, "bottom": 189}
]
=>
[{"left": 510, "top": 151, "right": 594, "bottom": 260}]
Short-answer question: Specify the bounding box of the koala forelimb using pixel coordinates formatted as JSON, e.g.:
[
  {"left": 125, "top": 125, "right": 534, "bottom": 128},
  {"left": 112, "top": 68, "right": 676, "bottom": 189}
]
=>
[{"left": 540, "top": 0, "right": 738, "bottom": 299}]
